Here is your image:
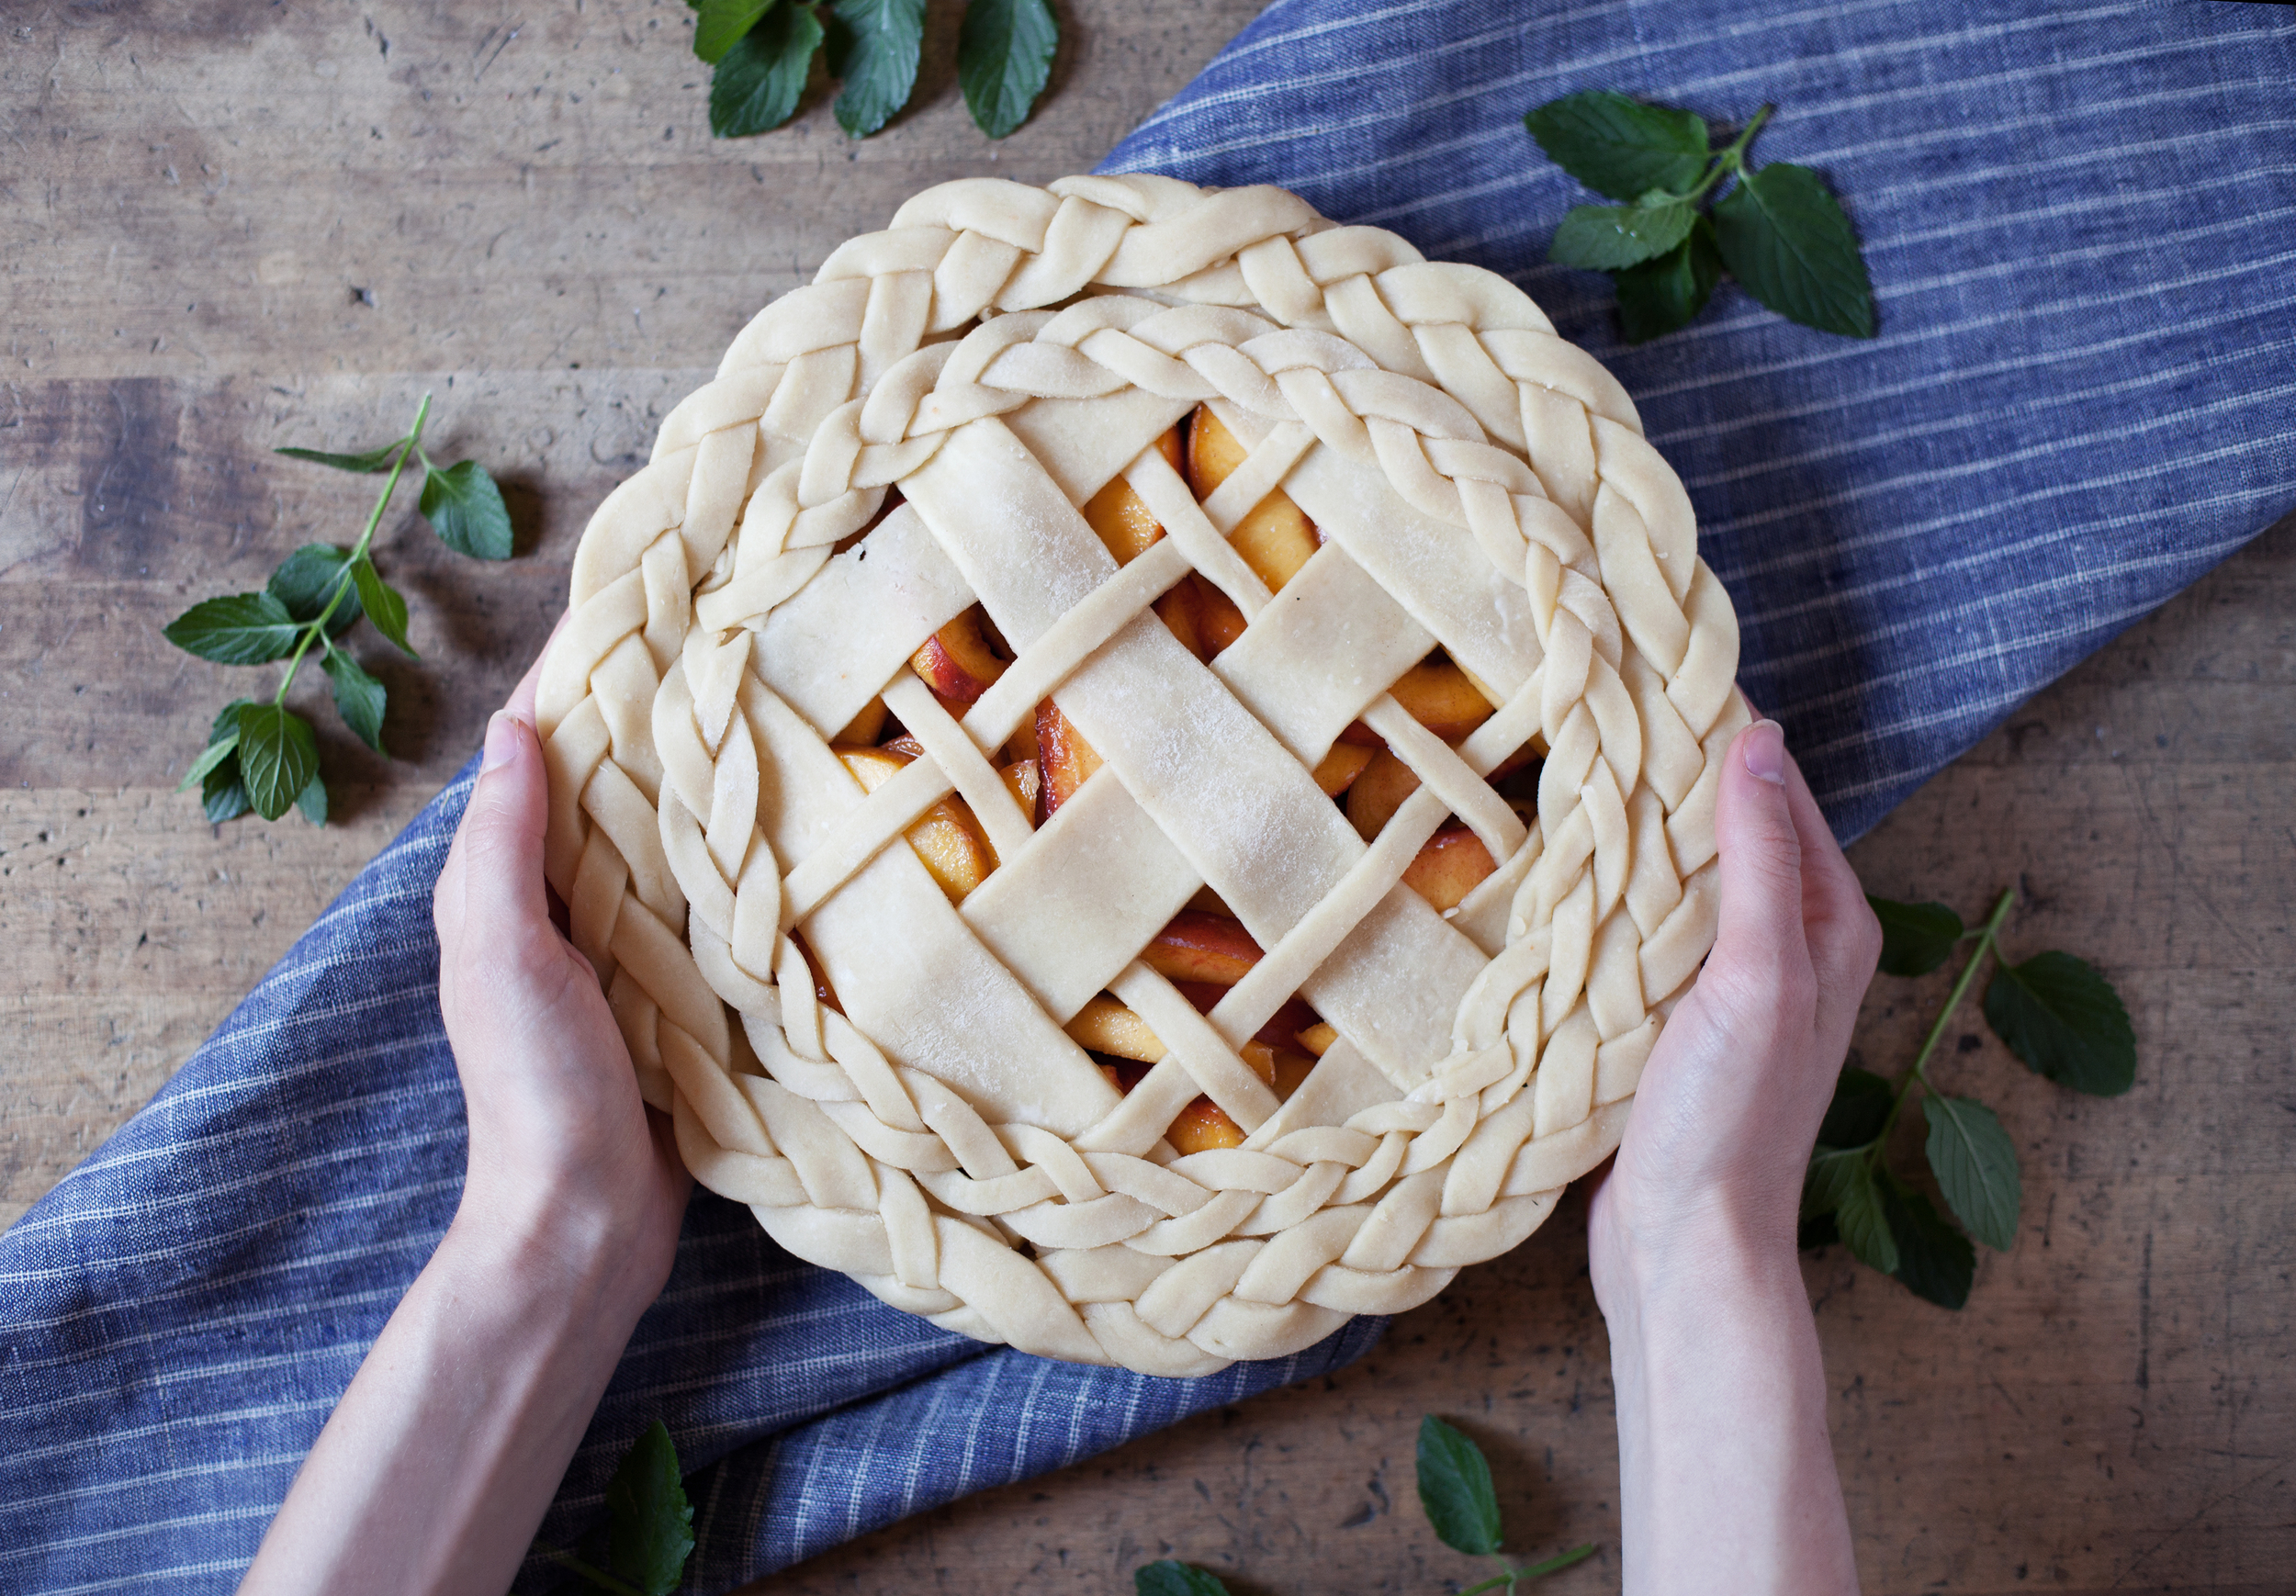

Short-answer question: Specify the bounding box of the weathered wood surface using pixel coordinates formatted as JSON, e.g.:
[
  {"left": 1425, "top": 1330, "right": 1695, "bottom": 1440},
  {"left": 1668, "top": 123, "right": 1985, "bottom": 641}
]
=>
[{"left": 3, "top": 5, "right": 2290, "bottom": 1591}]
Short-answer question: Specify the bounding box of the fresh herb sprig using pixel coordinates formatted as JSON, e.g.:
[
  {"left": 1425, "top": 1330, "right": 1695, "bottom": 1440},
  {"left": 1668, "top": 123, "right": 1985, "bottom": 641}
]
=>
[
  {"left": 1134, "top": 1415, "right": 1593, "bottom": 1595},
  {"left": 1802, "top": 887, "right": 2136, "bottom": 1308},
  {"left": 1525, "top": 90, "right": 1875, "bottom": 343},
  {"left": 163, "top": 395, "right": 512, "bottom": 824},
  {"left": 693, "top": 0, "right": 1057, "bottom": 140},
  {"left": 528, "top": 1420, "right": 697, "bottom": 1596}
]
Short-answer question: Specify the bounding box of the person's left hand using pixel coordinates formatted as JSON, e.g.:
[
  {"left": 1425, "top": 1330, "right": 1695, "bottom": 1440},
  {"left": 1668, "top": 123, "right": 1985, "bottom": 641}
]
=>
[{"left": 431, "top": 637, "right": 690, "bottom": 1291}]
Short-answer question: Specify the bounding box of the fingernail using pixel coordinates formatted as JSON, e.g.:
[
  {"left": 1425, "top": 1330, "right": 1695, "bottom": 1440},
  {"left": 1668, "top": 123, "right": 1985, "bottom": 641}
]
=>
[
  {"left": 482, "top": 712, "right": 522, "bottom": 772},
  {"left": 1743, "top": 719, "right": 1787, "bottom": 785}
]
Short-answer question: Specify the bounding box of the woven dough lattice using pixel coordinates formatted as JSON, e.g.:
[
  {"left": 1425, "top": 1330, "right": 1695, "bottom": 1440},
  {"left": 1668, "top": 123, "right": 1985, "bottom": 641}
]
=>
[{"left": 538, "top": 174, "right": 1743, "bottom": 1377}]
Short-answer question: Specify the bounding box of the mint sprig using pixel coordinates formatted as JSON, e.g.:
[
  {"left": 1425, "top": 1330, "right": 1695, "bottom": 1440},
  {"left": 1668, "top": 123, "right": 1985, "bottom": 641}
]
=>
[
  {"left": 163, "top": 393, "right": 512, "bottom": 824},
  {"left": 533, "top": 1420, "right": 697, "bottom": 1596},
  {"left": 1526, "top": 90, "right": 1875, "bottom": 343},
  {"left": 1803, "top": 887, "right": 2135, "bottom": 1308},
  {"left": 692, "top": 0, "right": 1056, "bottom": 141},
  {"left": 1134, "top": 1416, "right": 1594, "bottom": 1595}
]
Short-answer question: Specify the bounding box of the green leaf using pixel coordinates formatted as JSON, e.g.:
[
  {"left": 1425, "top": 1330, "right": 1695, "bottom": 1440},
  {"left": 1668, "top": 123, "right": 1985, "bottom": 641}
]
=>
[
  {"left": 1818, "top": 1064, "right": 1894, "bottom": 1151},
  {"left": 1880, "top": 1179, "right": 1975, "bottom": 1309},
  {"left": 1415, "top": 1415, "right": 1502, "bottom": 1558},
  {"left": 419, "top": 460, "right": 513, "bottom": 560},
  {"left": 234, "top": 702, "right": 320, "bottom": 822},
  {"left": 1923, "top": 1094, "right": 2020, "bottom": 1251},
  {"left": 1614, "top": 216, "right": 1720, "bottom": 343},
  {"left": 1549, "top": 199, "right": 1696, "bottom": 272},
  {"left": 266, "top": 544, "right": 365, "bottom": 637},
  {"left": 1819, "top": 1152, "right": 1898, "bottom": 1276},
  {"left": 693, "top": 0, "right": 776, "bottom": 62},
  {"left": 957, "top": 0, "right": 1057, "bottom": 140},
  {"left": 275, "top": 439, "right": 407, "bottom": 473},
  {"left": 1867, "top": 894, "right": 1964, "bottom": 977},
  {"left": 350, "top": 556, "right": 416, "bottom": 658},
  {"left": 1524, "top": 90, "right": 1710, "bottom": 201},
  {"left": 177, "top": 732, "right": 242, "bottom": 792},
  {"left": 711, "top": 0, "right": 824, "bottom": 137},
  {"left": 1134, "top": 1562, "right": 1232, "bottom": 1596},
  {"left": 1984, "top": 950, "right": 2136, "bottom": 1096},
  {"left": 603, "top": 1420, "right": 694, "bottom": 1596},
  {"left": 1711, "top": 162, "right": 1875, "bottom": 338},
  {"left": 162, "top": 592, "right": 303, "bottom": 665},
  {"left": 201, "top": 752, "right": 252, "bottom": 823},
  {"left": 295, "top": 770, "right": 329, "bottom": 826},
  {"left": 322, "top": 648, "right": 389, "bottom": 756},
  {"left": 827, "top": 0, "right": 924, "bottom": 137}
]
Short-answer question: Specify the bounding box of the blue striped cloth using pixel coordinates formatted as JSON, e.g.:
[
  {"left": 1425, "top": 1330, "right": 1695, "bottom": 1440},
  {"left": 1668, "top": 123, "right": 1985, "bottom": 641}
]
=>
[{"left": 3, "top": 3, "right": 2288, "bottom": 1591}]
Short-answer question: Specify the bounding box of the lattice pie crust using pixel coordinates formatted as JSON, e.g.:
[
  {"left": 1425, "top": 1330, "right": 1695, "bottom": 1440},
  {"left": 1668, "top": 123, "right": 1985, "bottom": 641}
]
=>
[{"left": 537, "top": 175, "right": 1743, "bottom": 1377}]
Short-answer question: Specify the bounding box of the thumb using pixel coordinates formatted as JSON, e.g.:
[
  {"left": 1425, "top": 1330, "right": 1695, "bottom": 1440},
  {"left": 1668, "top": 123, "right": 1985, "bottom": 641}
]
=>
[
  {"left": 1710, "top": 719, "right": 1809, "bottom": 977},
  {"left": 438, "top": 711, "right": 552, "bottom": 956}
]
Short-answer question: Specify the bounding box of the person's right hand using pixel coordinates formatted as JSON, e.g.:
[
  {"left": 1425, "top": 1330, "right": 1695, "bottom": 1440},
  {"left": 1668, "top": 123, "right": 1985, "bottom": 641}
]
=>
[{"left": 1588, "top": 712, "right": 1882, "bottom": 1301}]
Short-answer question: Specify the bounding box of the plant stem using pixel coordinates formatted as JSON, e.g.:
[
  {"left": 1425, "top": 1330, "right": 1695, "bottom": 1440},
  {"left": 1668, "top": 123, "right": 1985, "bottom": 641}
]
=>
[
  {"left": 1867, "top": 885, "right": 2018, "bottom": 1163},
  {"left": 536, "top": 1547, "right": 646, "bottom": 1596},
  {"left": 1680, "top": 104, "right": 1774, "bottom": 203},
  {"left": 1456, "top": 1574, "right": 1513, "bottom": 1596},
  {"left": 270, "top": 391, "right": 432, "bottom": 706}
]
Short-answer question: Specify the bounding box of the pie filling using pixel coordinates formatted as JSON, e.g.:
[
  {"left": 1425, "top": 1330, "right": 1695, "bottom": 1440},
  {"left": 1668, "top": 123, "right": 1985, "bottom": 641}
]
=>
[{"left": 806, "top": 402, "right": 1544, "bottom": 1156}]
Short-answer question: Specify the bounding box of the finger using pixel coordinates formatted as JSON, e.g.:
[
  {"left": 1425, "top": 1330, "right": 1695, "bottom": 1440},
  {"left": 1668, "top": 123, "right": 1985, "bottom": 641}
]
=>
[
  {"left": 1780, "top": 755, "right": 1882, "bottom": 1038},
  {"left": 1709, "top": 719, "right": 1813, "bottom": 991},
  {"left": 443, "top": 711, "right": 555, "bottom": 962}
]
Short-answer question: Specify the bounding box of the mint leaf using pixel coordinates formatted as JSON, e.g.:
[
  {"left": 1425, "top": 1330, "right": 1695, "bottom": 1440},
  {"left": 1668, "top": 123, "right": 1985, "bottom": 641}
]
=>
[
  {"left": 957, "top": 0, "right": 1056, "bottom": 140},
  {"left": 1923, "top": 1094, "right": 2020, "bottom": 1251},
  {"left": 201, "top": 753, "right": 252, "bottom": 823},
  {"left": 294, "top": 770, "right": 328, "bottom": 826},
  {"left": 1135, "top": 1563, "right": 1232, "bottom": 1596},
  {"left": 350, "top": 556, "right": 416, "bottom": 657},
  {"left": 322, "top": 648, "right": 389, "bottom": 755},
  {"left": 1549, "top": 198, "right": 1696, "bottom": 271},
  {"left": 275, "top": 439, "right": 407, "bottom": 473},
  {"left": 1415, "top": 1414, "right": 1502, "bottom": 1557},
  {"left": 234, "top": 702, "right": 320, "bottom": 822},
  {"left": 1711, "top": 162, "right": 1875, "bottom": 338},
  {"left": 1814, "top": 1151, "right": 1897, "bottom": 1275},
  {"left": 1867, "top": 894, "right": 1964, "bottom": 977},
  {"left": 711, "top": 0, "right": 823, "bottom": 137},
  {"left": 1818, "top": 1063, "right": 1894, "bottom": 1150},
  {"left": 1614, "top": 216, "right": 1719, "bottom": 343},
  {"left": 1525, "top": 91, "right": 1709, "bottom": 201},
  {"left": 603, "top": 1420, "right": 694, "bottom": 1596},
  {"left": 694, "top": 0, "right": 775, "bottom": 63},
  {"left": 420, "top": 460, "right": 513, "bottom": 560},
  {"left": 266, "top": 544, "right": 365, "bottom": 637},
  {"left": 163, "top": 592, "right": 302, "bottom": 665},
  {"left": 177, "top": 725, "right": 243, "bottom": 792},
  {"left": 1984, "top": 950, "right": 2136, "bottom": 1096},
  {"left": 1880, "top": 1180, "right": 1975, "bottom": 1309},
  {"left": 827, "top": 0, "right": 924, "bottom": 138}
]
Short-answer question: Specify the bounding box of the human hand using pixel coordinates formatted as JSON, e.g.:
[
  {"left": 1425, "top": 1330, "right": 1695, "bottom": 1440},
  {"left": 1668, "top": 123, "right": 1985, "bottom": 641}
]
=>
[
  {"left": 431, "top": 636, "right": 690, "bottom": 1295},
  {"left": 1589, "top": 713, "right": 1882, "bottom": 1301}
]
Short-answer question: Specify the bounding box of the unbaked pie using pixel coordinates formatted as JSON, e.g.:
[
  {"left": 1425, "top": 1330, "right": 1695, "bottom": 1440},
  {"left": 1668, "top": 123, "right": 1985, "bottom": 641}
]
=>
[{"left": 538, "top": 174, "right": 1744, "bottom": 1377}]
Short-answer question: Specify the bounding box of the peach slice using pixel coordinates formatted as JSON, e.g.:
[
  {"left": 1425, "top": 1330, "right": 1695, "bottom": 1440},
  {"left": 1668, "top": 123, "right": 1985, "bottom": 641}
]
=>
[
  {"left": 999, "top": 759, "right": 1041, "bottom": 835},
  {"left": 1080, "top": 427, "right": 1183, "bottom": 566},
  {"left": 793, "top": 931, "right": 843, "bottom": 1015},
  {"left": 1186, "top": 883, "right": 1238, "bottom": 918},
  {"left": 1066, "top": 995, "right": 1165, "bottom": 1063},
  {"left": 910, "top": 606, "right": 1007, "bottom": 706},
  {"left": 1142, "top": 911, "right": 1264, "bottom": 986},
  {"left": 1187, "top": 404, "right": 1318, "bottom": 593},
  {"left": 834, "top": 696, "right": 888, "bottom": 746},
  {"left": 1401, "top": 825, "right": 1498, "bottom": 912},
  {"left": 1194, "top": 575, "right": 1248, "bottom": 656},
  {"left": 1311, "top": 742, "right": 1375, "bottom": 797},
  {"left": 835, "top": 744, "right": 994, "bottom": 904},
  {"left": 1036, "top": 700, "right": 1103, "bottom": 818},
  {"left": 1345, "top": 746, "right": 1421, "bottom": 840},
  {"left": 1390, "top": 658, "right": 1496, "bottom": 742},
  {"left": 1167, "top": 1098, "right": 1246, "bottom": 1154},
  {"left": 1295, "top": 1020, "right": 1338, "bottom": 1056},
  {"left": 1154, "top": 579, "right": 1205, "bottom": 660}
]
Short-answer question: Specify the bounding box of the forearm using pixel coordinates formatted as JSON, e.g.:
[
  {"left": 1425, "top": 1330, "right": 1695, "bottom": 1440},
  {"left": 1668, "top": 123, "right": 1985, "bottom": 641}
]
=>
[
  {"left": 1601, "top": 1222, "right": 1860, "bottom": 1595},
  {"left": 241, "top": 1188, "right": 663, "bottom": 1596}
]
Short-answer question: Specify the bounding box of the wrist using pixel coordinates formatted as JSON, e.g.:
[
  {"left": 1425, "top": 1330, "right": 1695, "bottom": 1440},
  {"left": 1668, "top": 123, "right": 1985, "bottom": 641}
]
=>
[
  {"left": 446, "top": 1169, "right": 674, "bottom": 1334},
  {"left": 1593, "top": 1186, "right": 1805, "bottom": 1338}
]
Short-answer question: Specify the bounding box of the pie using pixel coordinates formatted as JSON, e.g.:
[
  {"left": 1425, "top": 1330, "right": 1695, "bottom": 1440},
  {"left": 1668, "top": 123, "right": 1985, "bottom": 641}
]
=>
[{"left": 536, "top": 174, "right": 1743, "bottom": 1377}]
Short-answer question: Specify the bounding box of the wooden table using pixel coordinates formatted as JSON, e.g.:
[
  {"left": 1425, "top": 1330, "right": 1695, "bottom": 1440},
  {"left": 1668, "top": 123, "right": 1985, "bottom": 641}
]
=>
[{"left": 4, "top": 5, "right": 2289, "bottom": 1590}]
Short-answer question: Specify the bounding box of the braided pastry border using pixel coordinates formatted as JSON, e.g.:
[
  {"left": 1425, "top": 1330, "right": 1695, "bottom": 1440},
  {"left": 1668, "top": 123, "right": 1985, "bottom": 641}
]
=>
[{"left": 537, "top": 174, "right": 1743, "bottom": 1377}]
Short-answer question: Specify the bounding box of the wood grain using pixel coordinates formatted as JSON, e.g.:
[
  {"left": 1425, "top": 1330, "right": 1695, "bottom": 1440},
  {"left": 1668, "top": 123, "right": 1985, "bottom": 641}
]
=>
[{"left": 3, "top": 3, "right": 2290, "bottom": 1590}]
